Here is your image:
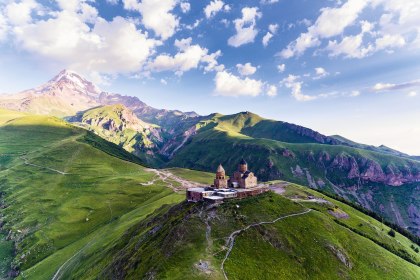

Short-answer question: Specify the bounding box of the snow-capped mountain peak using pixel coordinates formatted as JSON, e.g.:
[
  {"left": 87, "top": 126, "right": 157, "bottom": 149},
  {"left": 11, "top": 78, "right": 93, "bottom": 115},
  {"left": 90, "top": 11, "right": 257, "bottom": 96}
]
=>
[{"left": 39, "top": 69, "right": 102, "bottom": 96}]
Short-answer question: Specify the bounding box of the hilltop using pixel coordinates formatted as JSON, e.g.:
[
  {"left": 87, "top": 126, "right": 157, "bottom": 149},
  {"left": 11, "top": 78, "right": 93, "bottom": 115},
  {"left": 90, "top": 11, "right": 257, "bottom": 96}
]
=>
[
  {"left": 1, "top": 71, "right": 419, "bottom": 237},
  {"left": 0, "top": 109, "right": 419, "bottom": 279}
]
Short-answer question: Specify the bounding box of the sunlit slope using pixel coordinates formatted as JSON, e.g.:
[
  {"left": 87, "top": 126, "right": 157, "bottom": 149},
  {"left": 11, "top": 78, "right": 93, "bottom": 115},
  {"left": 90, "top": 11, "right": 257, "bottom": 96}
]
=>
[
  {"left": 168, "top": 112, "right": 420, "bottom": 235},
  {"left": 63, "top": 183, "right": 420, "bottom": 279},
  {"left": 0, "top": 110, "right": 183, "bottom": 279}
]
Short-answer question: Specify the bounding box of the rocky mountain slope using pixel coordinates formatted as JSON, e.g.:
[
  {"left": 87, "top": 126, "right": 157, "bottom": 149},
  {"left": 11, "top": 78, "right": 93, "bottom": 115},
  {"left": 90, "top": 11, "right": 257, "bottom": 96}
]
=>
[
  {"left": 68, "top": 104, "right": 165, "bottom": 166},
  {"left": 1, "top": 71, "right": 419, "bottom": 237},
  {"left": 167, "top": 112, "right": 420, "bottom": 235},
  {"left": 0, "top": 109, "right": 419, "bottom": 279}
]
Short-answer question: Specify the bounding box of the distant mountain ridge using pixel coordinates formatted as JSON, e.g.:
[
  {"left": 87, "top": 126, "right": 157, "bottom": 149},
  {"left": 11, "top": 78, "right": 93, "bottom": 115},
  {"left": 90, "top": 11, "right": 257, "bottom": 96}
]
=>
[{"left": 1, "top": 70, "right": 419, "bottom": 236}]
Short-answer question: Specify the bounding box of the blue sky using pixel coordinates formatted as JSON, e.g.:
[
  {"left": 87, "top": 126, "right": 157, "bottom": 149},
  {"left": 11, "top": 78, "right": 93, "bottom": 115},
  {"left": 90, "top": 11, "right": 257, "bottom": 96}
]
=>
[{"left": 0, "top": 0, "right": 420, "bottom": 154}]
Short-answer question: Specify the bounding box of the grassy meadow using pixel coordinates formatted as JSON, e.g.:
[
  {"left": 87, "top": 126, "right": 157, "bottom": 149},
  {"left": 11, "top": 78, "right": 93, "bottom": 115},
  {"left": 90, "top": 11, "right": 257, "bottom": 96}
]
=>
[{"left": 0, "top": 109, "right": 184, "bottom": 279}]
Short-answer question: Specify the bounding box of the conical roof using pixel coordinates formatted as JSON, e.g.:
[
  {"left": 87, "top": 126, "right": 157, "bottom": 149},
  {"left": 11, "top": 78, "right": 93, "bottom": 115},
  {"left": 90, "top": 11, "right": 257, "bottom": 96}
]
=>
[
  {"left": 240, "top": 158, "right": 247, "bottom": 165},
  {"left": 217, "top": 164, "right": 225, "bottom": 173}
]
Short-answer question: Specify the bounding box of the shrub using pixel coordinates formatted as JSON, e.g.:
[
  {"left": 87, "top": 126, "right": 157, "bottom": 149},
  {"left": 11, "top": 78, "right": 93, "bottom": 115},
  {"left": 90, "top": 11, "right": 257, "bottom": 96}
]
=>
[{"left": 388, "top": 229, "right": 396, "bottom": 237}]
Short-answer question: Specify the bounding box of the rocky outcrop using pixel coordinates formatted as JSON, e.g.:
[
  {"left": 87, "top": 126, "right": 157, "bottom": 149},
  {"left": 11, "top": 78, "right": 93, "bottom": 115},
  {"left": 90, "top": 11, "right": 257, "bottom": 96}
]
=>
[{"left": 323, "top": 153, "right": 420, "bottom": 186}]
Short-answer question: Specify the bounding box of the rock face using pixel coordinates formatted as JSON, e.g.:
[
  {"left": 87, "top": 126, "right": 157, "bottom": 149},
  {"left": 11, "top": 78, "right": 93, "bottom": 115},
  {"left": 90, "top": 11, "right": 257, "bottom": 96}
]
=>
[{"left": 324, "top": 153, "right": 420, "bottom": 186}]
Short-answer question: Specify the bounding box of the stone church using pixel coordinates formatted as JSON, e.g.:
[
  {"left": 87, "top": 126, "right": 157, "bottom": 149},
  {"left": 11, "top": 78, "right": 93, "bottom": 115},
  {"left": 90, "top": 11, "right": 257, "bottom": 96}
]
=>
[{"left": 213, "top": 158, "right": 258, "bottom": 189}]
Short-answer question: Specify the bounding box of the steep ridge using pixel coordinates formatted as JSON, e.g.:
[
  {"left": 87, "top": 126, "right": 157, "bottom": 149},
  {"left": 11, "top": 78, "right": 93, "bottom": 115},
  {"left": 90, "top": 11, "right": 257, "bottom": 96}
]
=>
[
  {"left": 51, "top": 185, "right": 420, "bottom": 279},
  {"left": 68, "top": 104, "right": 165, "bottom": 166},
  {"left": 1, "top": 71, "right": 419, "bottom": 236},
  {"left": 168, "top": 112, "right": 420, "bottom": 235}
]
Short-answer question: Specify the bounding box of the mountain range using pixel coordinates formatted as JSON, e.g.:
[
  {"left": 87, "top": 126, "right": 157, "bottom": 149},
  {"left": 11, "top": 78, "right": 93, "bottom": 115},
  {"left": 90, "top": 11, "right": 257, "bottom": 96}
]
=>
[
  {"left": 0, "top": 70, "right": 419, "bottom": 237},
  {"left": 0, "top": 71, "right": 420, "bottom": 279}
]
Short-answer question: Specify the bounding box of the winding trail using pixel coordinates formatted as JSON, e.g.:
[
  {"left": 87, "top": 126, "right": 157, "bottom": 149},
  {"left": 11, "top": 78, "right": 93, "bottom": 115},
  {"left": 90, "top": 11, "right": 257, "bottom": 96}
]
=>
[
  {"left": 141, "top": 169, "right": 201, "bottom": 192},
  {"left": 21, "top": 156, "right": 69, "bottom": 175},
  {"left": 51, "top": 239, "right": 95, "bottom": 280},
  {"left": 220, "top": 209, "right": 312, "bottom": 280}
]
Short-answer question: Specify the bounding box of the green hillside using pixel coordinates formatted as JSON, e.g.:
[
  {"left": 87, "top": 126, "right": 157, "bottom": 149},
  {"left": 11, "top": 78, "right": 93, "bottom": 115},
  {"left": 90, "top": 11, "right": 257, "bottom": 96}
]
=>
[
  {"left": 67, "top": 104, "right": 166, "bottom": 167},
  {"left": 0, "top": 109, "right": 184, "bottom": 279},
  {"left": 54, "top": 181, "right": 420, "bottom": 279},
  {"left": 1, "top": 109, "right": 419, "bottom": 279},
  {"left": 168, "top": 112, "right": 420, "bottom": 236}
]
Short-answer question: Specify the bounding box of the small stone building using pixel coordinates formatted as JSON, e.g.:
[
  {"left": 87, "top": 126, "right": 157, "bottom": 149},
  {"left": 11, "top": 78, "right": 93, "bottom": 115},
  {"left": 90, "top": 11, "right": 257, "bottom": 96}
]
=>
[{"left": 228, "top": 159, "right": 258, "bottom": 188}]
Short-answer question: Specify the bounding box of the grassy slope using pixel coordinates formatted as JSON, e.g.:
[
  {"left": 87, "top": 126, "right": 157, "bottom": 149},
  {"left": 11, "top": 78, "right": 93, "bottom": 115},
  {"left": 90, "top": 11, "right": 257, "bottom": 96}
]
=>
[
  {"left": 0, "top": 109, "right": 184, "bottom": 279},
  {"left": 69, "top": 104, "right": 166, "bottom": 167},
  {"left": 64, "top": 181, "right": 420, "bottom": 279},
  {"left": 168, "top": 113, "right": 420, "bottom": 235},
  {"left": 167, "top": 167, "right": 215, "bottom": 185}
]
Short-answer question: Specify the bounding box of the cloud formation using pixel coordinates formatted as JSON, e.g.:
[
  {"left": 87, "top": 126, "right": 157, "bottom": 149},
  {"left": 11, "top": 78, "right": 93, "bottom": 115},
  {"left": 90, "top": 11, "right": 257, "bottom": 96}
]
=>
[
  {"left": 204, "top": 0, "right": 229, "bottom": 19},
  {"left": 236, "top": 63, "right": 257, "bottom": 76},
  {"left": 228, "top": 7, "right": 262, "bottom": 47},
  {"left": 148, "top": 37, "right": 223, "bottom": 75},
  {"left": 214, "top": 70, "right": 263, "bottom": 97},
  {"left": 123, "top": 0, "right": 179, "bottom": 40}
]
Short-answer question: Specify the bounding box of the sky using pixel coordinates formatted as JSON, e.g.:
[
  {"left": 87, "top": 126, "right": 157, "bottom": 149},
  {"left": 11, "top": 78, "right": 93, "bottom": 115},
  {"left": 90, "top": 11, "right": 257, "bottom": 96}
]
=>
[{"left": 0, "top": 0, "right": 419, "bottom": 155}]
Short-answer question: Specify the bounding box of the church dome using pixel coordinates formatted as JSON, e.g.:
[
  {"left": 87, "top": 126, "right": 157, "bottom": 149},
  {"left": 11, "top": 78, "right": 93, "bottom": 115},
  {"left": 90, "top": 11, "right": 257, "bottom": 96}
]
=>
[
  {"left": 240, "top": 158, "right": 247, "bottom": 165},
  {"left": 217, "top": 164, "right": 225, "bottom": 173}
]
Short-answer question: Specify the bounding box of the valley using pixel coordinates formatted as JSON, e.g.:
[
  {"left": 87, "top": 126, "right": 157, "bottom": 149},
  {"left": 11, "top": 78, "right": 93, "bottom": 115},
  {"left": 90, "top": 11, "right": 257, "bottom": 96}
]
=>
[{"left": 0, "top": 72, "right": 419, "bottom": 279}]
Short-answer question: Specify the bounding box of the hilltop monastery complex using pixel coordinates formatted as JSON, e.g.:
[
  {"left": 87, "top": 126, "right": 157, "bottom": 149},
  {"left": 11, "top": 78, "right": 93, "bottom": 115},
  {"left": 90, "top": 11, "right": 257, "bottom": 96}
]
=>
[{"left": 186, "top": 159, "right": 268, "bottom": 203}]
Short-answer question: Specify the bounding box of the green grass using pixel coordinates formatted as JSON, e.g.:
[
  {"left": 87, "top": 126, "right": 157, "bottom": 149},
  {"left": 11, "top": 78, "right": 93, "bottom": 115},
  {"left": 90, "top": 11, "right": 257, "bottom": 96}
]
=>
[
  {"left": 1, "top": 109, "right": 419, "bottom": 279},
  {"left": 166, "top": 168, "right": 215, "bottom": 185},
  {"left": 62, "top": 190, "right": 420, "bottom": 279},
  {"left": 0, "top": 233, "right": 14, "bottom": 279},
  {"left": 279, "top": 183, "right": 420, "bottom": 265},
  {"left": 0, "top": 110, "right": 184, "bottom": 278},
  {"left": 168, "top": 112, "right": 420, "bottom": 236}
]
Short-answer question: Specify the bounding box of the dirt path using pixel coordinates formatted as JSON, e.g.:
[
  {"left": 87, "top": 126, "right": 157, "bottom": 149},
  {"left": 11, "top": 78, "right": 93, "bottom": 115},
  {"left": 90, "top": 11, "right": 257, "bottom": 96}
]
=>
[
  {"left": 51, "top": 239, "right": 95, "bottom": 280},
  {"left": 269, "top": 182, "right": 290, "bottom": 194},
  {"left": 220, "top": 209, "right": 312, "bottom": 280},
  {"left": 21, "top": 156, "right": 69, "bottom": 175},
  {"left": 142, "top": 169, "right": 201, "bottom": 192}
]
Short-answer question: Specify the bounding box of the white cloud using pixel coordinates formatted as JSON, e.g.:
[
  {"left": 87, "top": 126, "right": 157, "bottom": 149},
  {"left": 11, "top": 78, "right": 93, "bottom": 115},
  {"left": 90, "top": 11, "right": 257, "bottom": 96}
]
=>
[
  {"left": 326, "top": 28, "right": 374, "bottom": 58},
  {"left": 372, "top": 82, "right": 396, "bottom": 91},
  {"left": 281, "top": 74, "right": 346, "bottom": 101},
  {"left": 260, "top": 0, "right": 279, "bottom": 4},
  {"left": 148, "top": 37, "right": 223, "bottom": 75},
  {"left": 8, "top": 1, "right": 159, "bottom": 79},
  {"left": 180, "top": 2, "right": 190, "bottom": 13},
  {"left": 350, "top": 90, "right": 361, "bottom": 97},
  {"left": 266, "top": 85, "right": 277, "bottom": 97},
  {"left": 123, "top": 0, "right": 179, "bottom": 40},
  {"left": 204, "top": 0, "right": 226, "bottom": 19},
  {"left": 269, "top": 23, "right": 278, "bottom": 34},
  {"left": 279, "top": 32, "right": 320, "bottom": 58},
  {"left": 371, "top": 80, "right": 420, "bottom": 92},
  {"left": 280, "top": 0, "right": 420, "bottom": 59},
  {"left": 160, "top": 78, "right": 168, "bottom": 85},
  {"left": 375, "top": 34, "right": 405, "bottom": 50},
  {"left": 106, "top": 0, "right": 119, "bottom": 5},
  {"left": 408, "top": 91, "right": 417, "bottom": 97},
  {"left": 279, "top": 0, "right": 368, "bottom": 58},
  {"left": 277, "top": 64, "right": 286, "bottom": 73},
  {"left": 236, "top": 62, "right": 257, "bottom": 76},
  {"left": 4, "top": 0, "right": 39, "bottom": 26},
  {"left": 281, "top": 75, "right": 317, "bottom": 101},
  {"left": 214, "top": 71, "right": 263, "bottom": 97},
  {"left": 228, "top": 7, "right": 262, "bottom": 47},
  {"left": 313, "top": 67, "right": 329, "bottom": 79},
  {"left": 262, "top": 32, "right": 273, "bottom": 47},
  {"left": 185, "top": 19, "right": 201, "bottom": 30}
]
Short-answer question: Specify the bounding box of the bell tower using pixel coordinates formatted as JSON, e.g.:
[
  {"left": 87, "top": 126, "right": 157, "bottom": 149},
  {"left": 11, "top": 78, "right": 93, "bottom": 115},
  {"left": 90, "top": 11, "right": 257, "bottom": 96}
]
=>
[
  {"left": 214, "top": 164, "right": 228, "bottom": 188},
  {"left": 239, "top": 158, "right": 248, "bottom": 173}
]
